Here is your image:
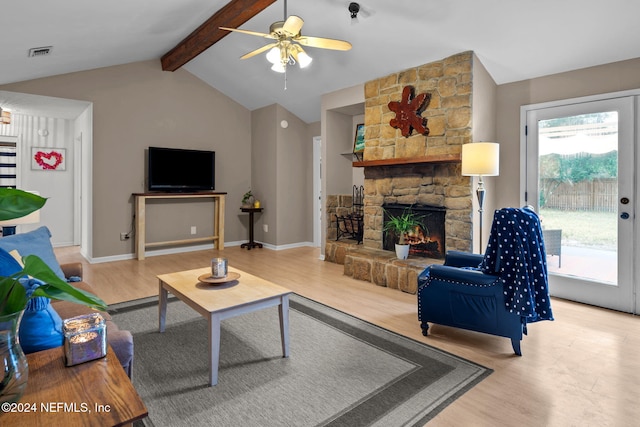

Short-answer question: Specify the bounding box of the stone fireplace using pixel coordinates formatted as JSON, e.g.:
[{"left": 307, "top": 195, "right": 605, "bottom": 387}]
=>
[
  {"left": 363, "top": 162, "right": 472, "bottom": 254},
  {"left": 325, "top": 51, "right": 496, "bottom": 293}
]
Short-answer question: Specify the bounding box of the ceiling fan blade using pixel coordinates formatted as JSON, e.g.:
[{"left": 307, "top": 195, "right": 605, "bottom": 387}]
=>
[
  {"left": 219, "top": 27, "right": 275, "bottom": 39},
  {"left": 282, "top": 15, "right": 304, "bottom": 35},
  {"left": 297, "top": 36, "right": 352, "bottom": 51},
  {"left": 240, "top": 43, "right": 278, "bottom": 60}
]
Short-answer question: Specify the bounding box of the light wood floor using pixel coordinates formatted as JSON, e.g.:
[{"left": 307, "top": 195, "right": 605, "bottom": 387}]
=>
[{"left": 55, "top": 245, "right": 640, "bottom": 427}]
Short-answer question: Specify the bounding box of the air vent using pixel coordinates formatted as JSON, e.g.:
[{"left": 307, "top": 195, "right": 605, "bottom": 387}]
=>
[{"left": 28, "top": 46, "right": 53, "bottom": 57}]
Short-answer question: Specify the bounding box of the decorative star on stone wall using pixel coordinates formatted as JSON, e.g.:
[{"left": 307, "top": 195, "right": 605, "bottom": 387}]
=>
[{"left": 388, "top": 86, "right": 431, "bottom": 138}]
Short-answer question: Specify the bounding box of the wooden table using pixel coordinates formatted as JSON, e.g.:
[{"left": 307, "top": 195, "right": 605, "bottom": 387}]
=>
[
  {"left": 158, "top": 266, "right": 291, "bottom": 386},
  {"left": 240, "top": 207, "right": 263, "bottom": 249},
  {"left": 133, "top": 192, "right": 226, "bottom": 260},
  {"left": 0, "top": 346, "right": 147, "bottom": 427}
]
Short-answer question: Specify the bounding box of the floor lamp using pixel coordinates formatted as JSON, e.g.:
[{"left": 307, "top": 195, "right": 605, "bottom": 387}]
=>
[{"left": 461, "top": 142, "right": 500, "bottom": 253}]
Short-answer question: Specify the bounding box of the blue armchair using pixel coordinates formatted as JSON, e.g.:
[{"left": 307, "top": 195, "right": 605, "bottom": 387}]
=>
[
  {"left": 418, "top": 251, "right": 526, "bottom": 355},
  {"left": 417, "top": 207, "right": 554, "bottom": 356}
]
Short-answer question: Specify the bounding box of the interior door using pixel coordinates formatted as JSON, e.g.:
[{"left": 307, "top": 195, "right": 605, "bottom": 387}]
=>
[
  {"left": 524, "top": 96, "right": 635, "bottom": 313},
  {"left": 313, "top": 136, "right": 322, "bottom": 248}
]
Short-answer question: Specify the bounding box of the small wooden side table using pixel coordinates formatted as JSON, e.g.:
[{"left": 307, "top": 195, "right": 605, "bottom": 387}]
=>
[
  {"left": 240, "top": 207, "right": 263, "bottom": 249},
  {"left": 1, "top": 346, "right": 147, "bottom": 426}
]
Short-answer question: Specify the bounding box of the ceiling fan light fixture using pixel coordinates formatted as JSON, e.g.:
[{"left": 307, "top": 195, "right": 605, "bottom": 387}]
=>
[
  {"left": 297, "top": 50, "right": 312, "bottom": 68},
  {"left": 271, "top": 61, "right": 286, "bottom": 73},
  {"left": 266, "top": 46, "right": 281, "bottom": 64},
  {"left": 291, "top": 44, "right": 312, "bottom": 68},
  {"left": 226, "top": 0, "right": 350, "bottom": 77}
]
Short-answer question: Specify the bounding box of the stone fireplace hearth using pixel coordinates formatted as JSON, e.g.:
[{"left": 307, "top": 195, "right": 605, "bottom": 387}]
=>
[{"left": 324, "top": 161, "right": 473, "bottom": 294}]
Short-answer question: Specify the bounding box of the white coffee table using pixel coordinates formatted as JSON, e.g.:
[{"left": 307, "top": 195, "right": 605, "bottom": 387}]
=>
[{"left": 158, "top": 266, "right": 292, "bottom": 386}]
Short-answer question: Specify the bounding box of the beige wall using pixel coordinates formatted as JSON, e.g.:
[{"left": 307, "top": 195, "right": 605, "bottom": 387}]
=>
[
  {"left": 471, "top": 53, "right": 498, "bottom": 249},
  {"left": 251, "top": 105, "right": 277, "bottom": 245},
  {"left": 276, "top": 104, "right": 314, "bottom": 245},
  {"left": 8, "top": 53, "right": 639, "bottom": 257},
  {"left": 496, "top": 57, "right": 640, "bottom": 210},
  {"left": 251, "top": 104, "right": 315, "bottom": 246},
  {"left": 0, "top": 60, "right": 252, "bottom": 258}
]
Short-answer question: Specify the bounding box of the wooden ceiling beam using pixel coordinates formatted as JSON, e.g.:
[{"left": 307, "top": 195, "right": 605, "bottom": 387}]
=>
[{"left": 161, "top": 0, "right": 277, "bottom": 72}]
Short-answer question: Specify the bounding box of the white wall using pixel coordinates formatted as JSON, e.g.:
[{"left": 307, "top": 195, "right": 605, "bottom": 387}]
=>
[
  {"left": 74, "top": 106, "right": 92, "bottom": 255},
  {"left": 2, "top": 113, "right": 76, "bottom": 245}
]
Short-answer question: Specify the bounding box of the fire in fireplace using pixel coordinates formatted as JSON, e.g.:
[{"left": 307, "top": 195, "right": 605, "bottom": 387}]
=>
[{"left": 382, "top": 204, "right": 446, "bottom": 259}]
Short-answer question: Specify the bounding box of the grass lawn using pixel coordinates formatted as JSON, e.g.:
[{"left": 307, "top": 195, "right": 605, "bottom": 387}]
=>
[{"left": 539, "top": 208, "right": 616, "bottom": 250}]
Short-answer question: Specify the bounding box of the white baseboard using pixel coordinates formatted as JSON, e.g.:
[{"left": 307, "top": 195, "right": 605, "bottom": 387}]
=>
[
  {"left": 260, "top": 241, "right": 315, "bottom": 251},
  {"left": 87, "top": 240, "right": 315, "bottom": 263}
]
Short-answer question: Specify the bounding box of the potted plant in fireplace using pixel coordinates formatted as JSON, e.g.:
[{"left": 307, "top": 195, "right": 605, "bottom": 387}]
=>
[{"left": 382, "top": 208, "right": 426, "bottom": 260}]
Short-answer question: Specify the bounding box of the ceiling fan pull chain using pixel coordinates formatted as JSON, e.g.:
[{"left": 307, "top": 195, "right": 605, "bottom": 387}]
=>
[{"left": 284, "top": 69, "right": 288, "bottom": 90}]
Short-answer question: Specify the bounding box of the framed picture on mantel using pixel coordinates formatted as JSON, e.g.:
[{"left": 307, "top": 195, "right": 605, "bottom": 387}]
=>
[{"left": 353, "top": 123, "right": 365, "bottom": 153}]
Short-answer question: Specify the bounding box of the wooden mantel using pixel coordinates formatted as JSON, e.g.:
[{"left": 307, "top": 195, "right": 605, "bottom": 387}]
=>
[{"left": 352, "top": 153, "right": 461, "bottom": 168}]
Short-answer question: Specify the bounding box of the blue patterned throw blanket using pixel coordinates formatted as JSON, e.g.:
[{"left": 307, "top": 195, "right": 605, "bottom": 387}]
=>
[{"left": 481, "top": 207, "right": 554, "bottom": 322}]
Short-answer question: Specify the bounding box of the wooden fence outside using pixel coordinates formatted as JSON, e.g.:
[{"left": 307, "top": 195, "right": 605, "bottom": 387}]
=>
[{"left": 541, "top": 178, "right": 617, "bottom": 212}]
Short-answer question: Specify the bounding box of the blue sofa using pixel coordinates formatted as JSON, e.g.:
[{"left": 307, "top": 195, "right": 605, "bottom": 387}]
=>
[
  {"left": 417, "top": 251, "right": 526, "bottom": 355},
  {"left": 0, "top": 226, "right": 134, "bottom": 376}
]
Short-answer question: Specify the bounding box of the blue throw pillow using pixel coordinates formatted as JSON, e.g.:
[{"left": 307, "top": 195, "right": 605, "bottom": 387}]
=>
[
  {"left": 0, "top": 226, "right": 65, "bottom": 280},
  {"left": 18, "top": 278, "right": 64, "bottom": 354},
  {"left": 0, "top": 247, "right": 22, "bottom": 276}
]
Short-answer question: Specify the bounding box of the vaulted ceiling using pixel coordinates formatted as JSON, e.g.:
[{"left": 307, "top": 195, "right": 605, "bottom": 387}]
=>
[{"left": 2, "top": 0, "right": 640, "bottom": 123}]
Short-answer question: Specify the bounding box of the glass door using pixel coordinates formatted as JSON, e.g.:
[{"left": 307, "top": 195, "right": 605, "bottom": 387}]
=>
[{"left": 524, "top": 96, "right": 635, "bottom": 313}]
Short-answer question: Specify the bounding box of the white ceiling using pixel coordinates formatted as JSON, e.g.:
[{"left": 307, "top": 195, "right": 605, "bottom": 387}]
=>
[
  {"left": 0, "top": 91, "right": 90, "bottom": 120},
  {"left": 2, "top": 0, "right": 640, "bottom": 123}
]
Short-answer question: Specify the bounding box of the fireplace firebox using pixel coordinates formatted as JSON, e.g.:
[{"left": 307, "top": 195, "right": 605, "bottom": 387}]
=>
[{"left": 382, "top": 204, "right": 446, "bottom": 259}]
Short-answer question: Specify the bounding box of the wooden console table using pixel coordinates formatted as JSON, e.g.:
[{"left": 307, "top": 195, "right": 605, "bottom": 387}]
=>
[
  {"left": 1, "top": 346, "right": 147, "bottom": 426},
  {"left": 133, "top": 192, "right": 226, "bottom": 260}
]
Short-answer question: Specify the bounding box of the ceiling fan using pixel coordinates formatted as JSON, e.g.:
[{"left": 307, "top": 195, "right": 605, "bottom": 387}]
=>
[{"left": 220, "top": 0, "right": 352, "bottom": 74}]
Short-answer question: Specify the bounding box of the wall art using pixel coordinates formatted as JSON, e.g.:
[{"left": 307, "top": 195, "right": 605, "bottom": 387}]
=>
[
  {"left": 388, "top": 85, "right": 431, "bottom": 138},
  {"left": 353, "top": 123, "right": 365, "bottom": 153},
  {"left": 32, "top": 147, "right": 66, "bottom": 171}
]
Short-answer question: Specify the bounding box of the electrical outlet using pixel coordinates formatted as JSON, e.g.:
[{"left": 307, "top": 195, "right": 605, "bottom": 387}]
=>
[
  {"left": 263, "top": 224, "right": 268, "bottom": 232},
  {"left": 191, "top": 226, "right": 197, "bottom": 235},
  {"left": 120, "top": 232, "right": 128, "bottom": 241}
]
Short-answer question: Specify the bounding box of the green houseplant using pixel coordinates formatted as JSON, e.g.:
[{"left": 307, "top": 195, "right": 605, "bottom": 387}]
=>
[
  {"left": 241, "top": 190, "right": 254, "bottom": 208},
  {"left": 382, "top": 207, "right": 427, "bottom": 259},
  {"left": 0, "top": 188, "right": 107, "bottom": 403}
]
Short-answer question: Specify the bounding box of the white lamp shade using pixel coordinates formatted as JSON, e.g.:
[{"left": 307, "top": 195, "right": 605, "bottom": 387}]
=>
[
  {"left": 297, "top": 50, "right": 312, "bottom": 68},
  {"left": 270, "top": 62, "right": 286, "bottom": 73},
  {"left": 266, "top": 47, "right": 280, "bottom": 64},
  {"left": 461, "top": 142, "right": 500, "bottom": 176}
]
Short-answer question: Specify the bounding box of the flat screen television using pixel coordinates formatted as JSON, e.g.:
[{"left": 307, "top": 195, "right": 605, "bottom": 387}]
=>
[{"left": 147, "top": 146, "right": 215, "bottom": 192}]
